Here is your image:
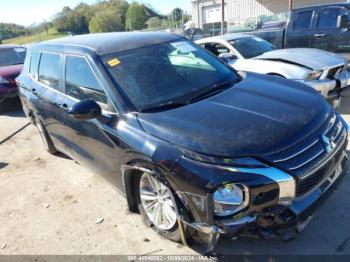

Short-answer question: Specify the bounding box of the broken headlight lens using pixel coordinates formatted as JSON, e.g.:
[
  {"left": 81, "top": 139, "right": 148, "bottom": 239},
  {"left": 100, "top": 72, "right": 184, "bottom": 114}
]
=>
[
  {"left": 306, "top": 70, "right": 322, "bottom": 81},
  {"left": 213, "top": 184, "right": 249, "bottom": 217}
]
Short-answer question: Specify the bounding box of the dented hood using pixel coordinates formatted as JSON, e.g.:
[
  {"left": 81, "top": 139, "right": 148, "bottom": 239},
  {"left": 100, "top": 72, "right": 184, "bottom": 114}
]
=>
[{"left": 255, "top": 48, "right": 347, "bottom": 70}]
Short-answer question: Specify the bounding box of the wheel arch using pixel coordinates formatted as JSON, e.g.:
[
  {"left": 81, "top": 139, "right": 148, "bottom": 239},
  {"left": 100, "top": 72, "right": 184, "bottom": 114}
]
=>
[
  {"left": 267, "top": 72, "right": 287, "bottom": 78},
  {"left": 121, "top": 160, "right": 193, "bottom": 223},
  {"left": 121, "top": 162, "right": 157, "bottom": 213}
]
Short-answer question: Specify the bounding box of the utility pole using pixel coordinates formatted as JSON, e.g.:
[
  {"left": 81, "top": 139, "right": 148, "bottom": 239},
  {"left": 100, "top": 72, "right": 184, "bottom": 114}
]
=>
[
  {"left": 221, "top": 0, "right": 225, "bottom": 35},
  {"left": 288, "top": 0, "right": 293, "bottom": 11}
]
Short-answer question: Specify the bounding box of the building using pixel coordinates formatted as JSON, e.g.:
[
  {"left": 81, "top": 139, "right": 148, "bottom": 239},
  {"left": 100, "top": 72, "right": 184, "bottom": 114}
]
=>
[{"left": 191, "top": 0, "right": 347, "bottom": 34}]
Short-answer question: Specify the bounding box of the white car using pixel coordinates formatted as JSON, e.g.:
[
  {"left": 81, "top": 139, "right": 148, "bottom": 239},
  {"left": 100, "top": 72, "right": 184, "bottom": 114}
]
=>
[{"left": 196, "top": 35, "right": 350, "bottom": 106}]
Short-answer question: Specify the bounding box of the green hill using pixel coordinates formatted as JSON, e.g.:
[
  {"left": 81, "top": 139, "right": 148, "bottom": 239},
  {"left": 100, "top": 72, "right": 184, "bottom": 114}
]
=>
[{"left": 3, "top": 28, "right": 67, "bottom": 45}]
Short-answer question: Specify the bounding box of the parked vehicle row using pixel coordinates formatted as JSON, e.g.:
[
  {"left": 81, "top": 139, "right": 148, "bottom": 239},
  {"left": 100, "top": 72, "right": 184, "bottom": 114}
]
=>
[
  {"left": 196, "top": 34, "right": 350, "bottom": 106},
  {"left": 230, "top": 3, "right": 350, "bottom": 61},
  {"left": 0, "top": 44, "right": 26, "bottom": 103},
  {"left": 16, "top": 32, "right": 349, "bottom": 252}
]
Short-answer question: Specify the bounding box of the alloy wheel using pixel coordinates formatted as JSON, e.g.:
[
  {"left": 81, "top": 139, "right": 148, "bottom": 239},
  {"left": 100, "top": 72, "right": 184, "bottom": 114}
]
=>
[{"left": 139, "top": 172, "right": 177, "bottom": 230}]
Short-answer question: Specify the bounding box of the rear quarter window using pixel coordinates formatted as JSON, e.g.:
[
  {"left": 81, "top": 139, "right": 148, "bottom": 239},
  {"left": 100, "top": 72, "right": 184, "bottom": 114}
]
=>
[{"left": 38, "top": 52, "right": 61, "bottom": 90}]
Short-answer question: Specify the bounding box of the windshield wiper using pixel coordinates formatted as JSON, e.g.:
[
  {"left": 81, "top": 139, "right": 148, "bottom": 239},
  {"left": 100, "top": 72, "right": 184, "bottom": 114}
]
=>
[
  {"left": 141, "top": 101, "right": 189, "bottom": 113},
  {"left": 189, "top": 79, "right": 240, "bottom": 103},
  {"left": 140, "top": 79, "right": 240, "bottom": 113}
]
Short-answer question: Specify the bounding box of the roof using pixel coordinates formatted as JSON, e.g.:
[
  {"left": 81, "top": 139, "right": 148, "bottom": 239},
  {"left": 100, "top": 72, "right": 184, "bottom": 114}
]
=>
[
  {"left": 35, "top": 32, "right": 182, "bottom": 55},
  {"left": 294, "top": 2, "right": 350, "bottom": 11},
  {"left": 197, "top": 34, "right": 255, "bottom": 43},
  {"left": 0, "top": 44, "right": 22, "bottom": 49}
]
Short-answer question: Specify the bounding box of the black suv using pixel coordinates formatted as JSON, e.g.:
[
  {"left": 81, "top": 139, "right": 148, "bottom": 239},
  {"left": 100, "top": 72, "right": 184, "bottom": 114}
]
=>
[{"left": 17, "top": 32, "right": 349, "bottom": 252}]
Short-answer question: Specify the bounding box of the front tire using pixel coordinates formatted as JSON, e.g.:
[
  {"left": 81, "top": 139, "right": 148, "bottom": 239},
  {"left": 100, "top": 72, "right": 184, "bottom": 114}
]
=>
[{"left": 134, "top": 172, "right": 182, "bottom": 242}]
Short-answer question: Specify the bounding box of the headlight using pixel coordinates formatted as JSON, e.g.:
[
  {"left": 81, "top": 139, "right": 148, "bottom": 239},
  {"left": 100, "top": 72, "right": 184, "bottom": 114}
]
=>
[
  {"left": 0, "top": 76, "right": 9, "bottom": 84},
  {"left": 179, "top": 147, "right": 267, "bottom": 168},
  {"left": 336, "top": 112, "right": 349, "bottom": 132},
  {"left": 213, "top": 184, "right": 249, "bottom": 217},
  {"left": 306, "top": 70, "right": 322, "bottom": 81}
]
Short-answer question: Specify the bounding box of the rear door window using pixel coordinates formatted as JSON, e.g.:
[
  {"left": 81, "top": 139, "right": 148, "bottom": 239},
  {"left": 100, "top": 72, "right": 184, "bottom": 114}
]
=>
[
  {"left": 38, "top": 52, "right": 61, "bottom": 90},
  {"left": 294, "top": 11, "right": 313, "bottom": 30},
  {"left": 65, "top": 55, "right": 107, "bottom": 105},
  {"left": 318, "top": 7, "right": 347, "bottom": 28}
]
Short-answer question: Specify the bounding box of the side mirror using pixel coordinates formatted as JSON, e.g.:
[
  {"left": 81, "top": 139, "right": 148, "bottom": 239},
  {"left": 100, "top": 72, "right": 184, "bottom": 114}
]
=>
[
  {"left": 337, "top": 14, "right": 349, "bottom": 28},
  {"left": 68, "top": 99, "right": 102, "bottom": 121},
  {"left": 218, "top": 53, "right": 238, "bottom": 63}
]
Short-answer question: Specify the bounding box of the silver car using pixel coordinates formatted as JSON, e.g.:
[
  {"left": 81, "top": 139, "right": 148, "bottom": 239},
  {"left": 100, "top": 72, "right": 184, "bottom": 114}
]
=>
[{"left": 196, "top": 34, "right": 350, "bottom": 106}]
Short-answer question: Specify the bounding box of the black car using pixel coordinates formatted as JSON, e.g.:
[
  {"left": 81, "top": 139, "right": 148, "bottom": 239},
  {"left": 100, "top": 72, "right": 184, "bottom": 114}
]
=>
[
  {"left": 232, "top": 3, "right": 350, "bottom": 61},
  {"left": 17, "top": 32, "right": 349, "bottom": 252}
]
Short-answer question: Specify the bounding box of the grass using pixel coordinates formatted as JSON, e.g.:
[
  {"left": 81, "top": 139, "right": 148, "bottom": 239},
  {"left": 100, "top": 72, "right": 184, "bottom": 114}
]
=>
[{"left": 3, "top": 28, "right": 68, "bottom": 45}]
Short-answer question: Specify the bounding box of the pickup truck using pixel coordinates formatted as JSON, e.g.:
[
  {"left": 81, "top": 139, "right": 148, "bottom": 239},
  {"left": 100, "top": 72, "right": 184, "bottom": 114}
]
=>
[{"left": 232, "top": 3, "right": 350, "bottom": 61}]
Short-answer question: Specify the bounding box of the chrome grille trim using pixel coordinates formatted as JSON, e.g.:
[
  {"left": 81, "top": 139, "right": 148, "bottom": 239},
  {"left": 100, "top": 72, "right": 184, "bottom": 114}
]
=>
[
  {"left": 274, "top": 139, "right": 319, "bottom": 163},
  {"left": 296, "top": 149, "right": 348, "bottom": 198},
  {"left": 299, "top": 130, "right": 346, "bottom": 180},
  {"left": 289, "top": 148, "right": 325, "bottom": 171},
  {"left": 267, "top": 110, "right": 345, "bottom": 176},
  {"left": 265, "top": 110, "right": 347, "bottom": 197}
]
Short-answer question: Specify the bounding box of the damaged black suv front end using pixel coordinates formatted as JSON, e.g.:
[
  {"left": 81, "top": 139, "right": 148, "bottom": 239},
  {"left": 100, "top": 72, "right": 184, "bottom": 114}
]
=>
[{"left": 170, "top": 111, "right": 348, "bottom": 252}]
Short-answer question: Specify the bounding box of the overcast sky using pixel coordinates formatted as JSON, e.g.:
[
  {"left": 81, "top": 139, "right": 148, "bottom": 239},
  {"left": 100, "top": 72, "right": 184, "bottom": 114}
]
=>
[{"left": 0, "top": 0, "right": 192, "bottom": 26}]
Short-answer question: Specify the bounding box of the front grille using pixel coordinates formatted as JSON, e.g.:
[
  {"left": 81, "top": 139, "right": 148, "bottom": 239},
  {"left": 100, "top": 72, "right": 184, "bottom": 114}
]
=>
[
  {"left": 327, "top": 66, "right": 344, "bottom": 79},
  {"left": 296, "top": 144, "right": 345, "bottom": 196},
  {"left": 265, "top": 111, "right": 347, "bottom": 196}
]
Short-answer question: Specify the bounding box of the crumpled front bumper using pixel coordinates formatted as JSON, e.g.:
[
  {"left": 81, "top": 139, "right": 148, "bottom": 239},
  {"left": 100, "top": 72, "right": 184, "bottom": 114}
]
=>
[
  {"left": 214, "top": 147, "right": 348, "bottom": 241},
  {"left": 297, "top": 71, "right": 350, "bottom": 107},
  {"left": 181, "top": 140, "right": 348, "bottom": 254},
  {"left": 300, "top": 79, "right": 337, "bottom": 98}
]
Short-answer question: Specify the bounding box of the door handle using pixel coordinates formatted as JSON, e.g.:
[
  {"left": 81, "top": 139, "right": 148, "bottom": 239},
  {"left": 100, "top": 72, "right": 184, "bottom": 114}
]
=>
[
  {"left": 314, "top": 33, "right": 327, "bottom": 37},
  {"left": 31, "top": 88, "right": 37, "bottom": 94}
]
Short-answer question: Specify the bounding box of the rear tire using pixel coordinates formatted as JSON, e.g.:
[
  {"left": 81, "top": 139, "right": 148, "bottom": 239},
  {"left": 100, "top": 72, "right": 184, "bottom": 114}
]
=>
[
  {"left": 134, "top": 171, "right": 182, "bottom": 242},
  {"left": 34, "top": 116, "right": 57, "bottom": 154}
]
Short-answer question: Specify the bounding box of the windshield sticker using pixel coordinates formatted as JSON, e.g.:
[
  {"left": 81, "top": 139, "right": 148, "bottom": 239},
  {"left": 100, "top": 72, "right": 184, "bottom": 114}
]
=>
[
  {"left": 107, "top": 58, "right": 121, "bottom": 67},
  {"left": 14, "top": 47, "right": 26, "bottom": 53},
  {"left": 171, "top": 41, "right": 197, "bottom": 53}
]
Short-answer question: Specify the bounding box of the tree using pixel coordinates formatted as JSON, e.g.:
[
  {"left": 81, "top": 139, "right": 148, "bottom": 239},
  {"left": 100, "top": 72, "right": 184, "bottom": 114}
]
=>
[
  {"left": 89, "top": 9, "right": 123, "bottom": 33},
  {"left": 37, "top": 21, "right": 53, "bottom": 35},
  {"left": 92, "top": 0, "right": 129, "bottom": 32},
  {"left": 125, "top": 3, "right": 147, "bottom": 31},
  {"left": 53, "top": 6, "right": 89, "bottom": 34},
  {"left": 146, "top": 17, "right": 162, "bottom": 29},
  {"left": 168, "top": 8, "right": 186, "bottom": 28},
  {"left": 0, "top": 23, "right": 27, "bottom": 40},
  {"left": 171, "top": 8, "right": 183, "bottom": 22}
]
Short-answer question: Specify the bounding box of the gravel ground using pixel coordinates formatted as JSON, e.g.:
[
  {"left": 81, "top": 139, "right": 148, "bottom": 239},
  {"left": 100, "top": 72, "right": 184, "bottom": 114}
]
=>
[{"left": 0, "top": 96, "right": 350, "bottom": 256}]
